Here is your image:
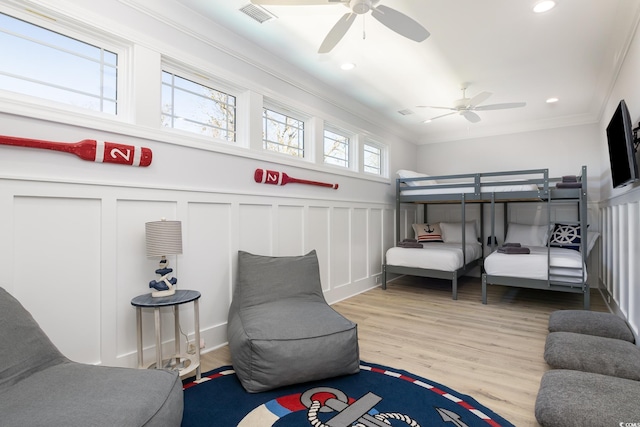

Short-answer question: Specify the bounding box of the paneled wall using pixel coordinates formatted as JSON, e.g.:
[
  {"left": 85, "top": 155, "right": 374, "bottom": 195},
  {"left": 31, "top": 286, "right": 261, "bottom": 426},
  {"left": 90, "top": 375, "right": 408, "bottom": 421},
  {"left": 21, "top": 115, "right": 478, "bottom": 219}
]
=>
[
  {"left": 0, "top": 176, "right": 394, "bottom": 367},
  {"left": 600, "top": 193, "right": 640, "bottom": 337}
]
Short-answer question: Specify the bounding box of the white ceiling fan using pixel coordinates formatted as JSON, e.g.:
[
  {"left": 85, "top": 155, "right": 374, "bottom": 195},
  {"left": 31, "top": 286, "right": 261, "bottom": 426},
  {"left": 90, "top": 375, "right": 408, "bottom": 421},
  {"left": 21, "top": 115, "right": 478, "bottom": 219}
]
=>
[
  {"left": 418, "top": 84, "right": 527, "bottom": 124},
  {"left": 249, "top": 0, "right": 430, "bottom": 53}
]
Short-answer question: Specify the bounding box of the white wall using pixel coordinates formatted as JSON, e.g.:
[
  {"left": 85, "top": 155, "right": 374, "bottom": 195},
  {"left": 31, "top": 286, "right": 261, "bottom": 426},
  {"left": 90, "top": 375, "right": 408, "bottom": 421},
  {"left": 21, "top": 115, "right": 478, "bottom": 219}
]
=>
[{"left": 0, "top": 0, "right": 417, "bottom": 367}]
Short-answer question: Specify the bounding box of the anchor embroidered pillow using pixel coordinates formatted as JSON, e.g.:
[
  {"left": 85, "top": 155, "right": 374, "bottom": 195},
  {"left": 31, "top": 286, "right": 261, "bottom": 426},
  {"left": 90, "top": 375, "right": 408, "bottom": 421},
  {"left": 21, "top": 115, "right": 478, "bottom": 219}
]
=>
[{"left": 412, "top": 223, "right": 444, "bottom": 243}]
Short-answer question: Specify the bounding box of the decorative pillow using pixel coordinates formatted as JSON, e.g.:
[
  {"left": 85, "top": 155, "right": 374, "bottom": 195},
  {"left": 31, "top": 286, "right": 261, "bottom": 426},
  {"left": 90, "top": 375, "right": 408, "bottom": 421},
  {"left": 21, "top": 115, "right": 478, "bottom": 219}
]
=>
[
  {"left": 505, "top": 223, "right": 550, "bottom": 247},
  {"left": 396, "top": 170, "right": 437, "bottom": 187},
  {"left": 412, "top": 223, "right": 443, "bottom": 243},
  {"left": 440, "top": 221, "right": 479, "bottom": 244},
  {"left": 549, "top": 223, "right": 581, "bottom": 250}
]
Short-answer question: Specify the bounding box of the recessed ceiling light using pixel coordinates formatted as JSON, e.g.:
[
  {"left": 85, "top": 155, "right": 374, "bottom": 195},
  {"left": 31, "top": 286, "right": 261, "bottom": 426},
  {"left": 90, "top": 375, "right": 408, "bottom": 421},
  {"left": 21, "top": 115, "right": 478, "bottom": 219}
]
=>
[
  {"left": 340, "top": 62, "right": 356, "bottom": 71},
  {"left": 533, "top": 1, "right": 556, "bottom": 13},
  {"left": 546, "top": 97, "right": 559, "bottom": 103}
]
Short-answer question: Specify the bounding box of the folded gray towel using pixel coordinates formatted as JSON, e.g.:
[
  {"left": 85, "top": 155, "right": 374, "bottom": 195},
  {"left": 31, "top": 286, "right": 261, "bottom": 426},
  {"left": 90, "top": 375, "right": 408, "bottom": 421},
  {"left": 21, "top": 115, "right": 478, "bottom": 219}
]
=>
[
  {"left": 498, "top": 246, "right": 530, "bottom": 254},
  {"left": 556, "top": 182, "right": 582, "bottom": 189},
  {"left": 503, "top": 242, "right": 521, "bottom": 247},
  {"left": 562, "top": 175, "right": 578, "bottom": 182},
  {"left": 402, "top": 238, "right": 418, "bottom": 243},
  {"left": 398, "top": 241, "right": 423, "bottom": 248}
]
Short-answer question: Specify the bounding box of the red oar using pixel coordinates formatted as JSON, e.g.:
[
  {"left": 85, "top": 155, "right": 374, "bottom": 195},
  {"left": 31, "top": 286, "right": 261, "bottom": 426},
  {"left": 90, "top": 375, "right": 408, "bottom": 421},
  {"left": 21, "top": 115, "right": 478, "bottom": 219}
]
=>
[
  {"left": 0, "top": 134, "right": 152, "bottom": 167},
  {"left": 254, "top": 168, "right": 338, "bottom": 189}
]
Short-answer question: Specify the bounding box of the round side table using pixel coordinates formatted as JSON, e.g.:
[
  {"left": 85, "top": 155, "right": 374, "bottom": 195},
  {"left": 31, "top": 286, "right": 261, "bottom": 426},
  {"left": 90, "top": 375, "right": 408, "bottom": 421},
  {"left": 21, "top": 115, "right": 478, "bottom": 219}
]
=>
[{"left": 131, "top": 289, "right": 201, "bottom": 381}]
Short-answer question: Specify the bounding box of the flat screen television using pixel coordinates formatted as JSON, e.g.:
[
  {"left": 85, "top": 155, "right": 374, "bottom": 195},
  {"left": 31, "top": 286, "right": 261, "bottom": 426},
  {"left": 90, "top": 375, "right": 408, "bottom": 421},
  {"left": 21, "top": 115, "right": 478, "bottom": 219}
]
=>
[{"left": 606, "top": 99, "right": 639, "bottom": 188}]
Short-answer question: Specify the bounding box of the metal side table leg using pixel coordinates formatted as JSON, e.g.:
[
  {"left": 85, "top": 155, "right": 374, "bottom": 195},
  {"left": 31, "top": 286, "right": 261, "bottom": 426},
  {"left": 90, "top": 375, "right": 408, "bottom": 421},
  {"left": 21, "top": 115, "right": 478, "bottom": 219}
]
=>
[
  {"left": 194, "top": 299, "right": 201, "bottom": 380},
  {"left": 154, "top": 307, "right": 162, "bottom": 370}
]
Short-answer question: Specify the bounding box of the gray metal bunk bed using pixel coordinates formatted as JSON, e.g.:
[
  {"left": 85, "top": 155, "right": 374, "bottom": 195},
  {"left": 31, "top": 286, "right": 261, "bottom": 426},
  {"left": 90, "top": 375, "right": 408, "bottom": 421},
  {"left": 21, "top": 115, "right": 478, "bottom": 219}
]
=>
[
  {"left": 383, "top": 167, "right": 589, "bottom": 308},
  {"left": 482, "top": 166, "right": 590, "bottom": 309}
]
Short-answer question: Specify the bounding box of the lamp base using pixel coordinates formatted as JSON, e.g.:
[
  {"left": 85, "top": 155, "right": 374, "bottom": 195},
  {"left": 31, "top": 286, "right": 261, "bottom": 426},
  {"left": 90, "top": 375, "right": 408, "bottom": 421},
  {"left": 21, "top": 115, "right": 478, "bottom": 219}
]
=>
[
  {"left": 151, "top": 287, "right": 176, "bottom": 298},
  {"left": 149, "top": 259, "right": 178, "bottom": 297}
]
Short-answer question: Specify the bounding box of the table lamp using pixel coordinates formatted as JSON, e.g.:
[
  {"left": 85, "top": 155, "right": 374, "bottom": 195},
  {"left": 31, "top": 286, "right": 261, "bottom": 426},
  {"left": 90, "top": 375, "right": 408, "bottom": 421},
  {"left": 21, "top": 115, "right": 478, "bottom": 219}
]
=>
[{"left": 146, "top": 219, "right": 183, "bottom": 297}]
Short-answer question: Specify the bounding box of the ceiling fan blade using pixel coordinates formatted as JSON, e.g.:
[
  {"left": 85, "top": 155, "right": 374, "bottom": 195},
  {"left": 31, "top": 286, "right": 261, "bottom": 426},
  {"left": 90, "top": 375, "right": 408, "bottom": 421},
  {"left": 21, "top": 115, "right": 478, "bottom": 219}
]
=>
[
  {"left": 250, "top": 0, "right": 342, "bottom": 5},
  {"left": 416, "top": 105, "right": 456, "bottom": 110},
  {"left": 474, "top": 102, "right": 527, "bottom": 111},
  {"left": 468, "top": 91, "right": 492, "bottom": 108},
  {"left": 318, "top": 12, "right": 356, "bottom": 53},
  {"left": 462, "top": 111, "right": 482, "bottom": 123},
  {"left": 370, "top": 5, "right": 430, "bottom": 42},
  {"left": 426, "top": 112, "right": 457, "bottom": 122}
]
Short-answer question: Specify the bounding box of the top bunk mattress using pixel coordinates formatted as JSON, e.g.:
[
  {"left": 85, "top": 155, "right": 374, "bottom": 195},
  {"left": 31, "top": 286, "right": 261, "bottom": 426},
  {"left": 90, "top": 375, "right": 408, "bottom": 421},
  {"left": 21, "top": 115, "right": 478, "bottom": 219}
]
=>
[
  {"left": 400, "top": 182, "right": 540, "bottom": 196},
  {"left": 385, "top": 242, "right": 482, "bottom": 272}
]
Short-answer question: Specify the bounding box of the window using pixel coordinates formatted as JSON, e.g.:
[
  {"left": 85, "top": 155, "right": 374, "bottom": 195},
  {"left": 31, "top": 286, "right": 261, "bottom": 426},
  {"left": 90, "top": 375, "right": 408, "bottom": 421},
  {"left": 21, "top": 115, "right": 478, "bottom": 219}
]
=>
[
  {"left": 323, "top": 129, "right": 350, "bottom": 168},
  {"left": 0, "top": 12, "right": 118, "bottom": 114},
  {"left": 363, "top": 142, "right": 382, "bottom": 175},
  {"left": 262, "top": 107, "right": 304, "bottom": 158},
  {"left": 161, "top": 71, "right": 236, "bottom": 142}
]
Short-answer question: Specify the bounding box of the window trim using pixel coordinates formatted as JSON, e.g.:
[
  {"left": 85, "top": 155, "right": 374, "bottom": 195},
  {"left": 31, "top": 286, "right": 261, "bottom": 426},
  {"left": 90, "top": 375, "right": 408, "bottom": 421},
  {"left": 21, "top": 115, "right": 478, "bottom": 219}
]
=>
[
  {"left": 323, "top": 126, "right": 352, "bottom": 169},
  {"left": 160, "top": 66, "right": 238, "bottom": 144},
  {"left": 262, "top": 101, "right": 309, "bottom": 160},
  {"left": 0, "top": 5, "right": 130, "bottom": 120},
  {"left": 362, "top": 140, "right": 386, "bottom": 177}
]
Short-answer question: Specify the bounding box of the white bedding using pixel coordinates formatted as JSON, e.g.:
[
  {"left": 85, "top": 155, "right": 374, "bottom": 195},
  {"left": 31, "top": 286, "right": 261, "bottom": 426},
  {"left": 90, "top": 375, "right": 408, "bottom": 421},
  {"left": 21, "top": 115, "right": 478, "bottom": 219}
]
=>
[
  {"left": 386, "top": 243, "right": 482, "bottom": 271},
  {"left": 401, "top": 182, "right": 539, "bottom": 196},
  {"left": 483, "top": 246, "right": 586, "bottom": 283}
]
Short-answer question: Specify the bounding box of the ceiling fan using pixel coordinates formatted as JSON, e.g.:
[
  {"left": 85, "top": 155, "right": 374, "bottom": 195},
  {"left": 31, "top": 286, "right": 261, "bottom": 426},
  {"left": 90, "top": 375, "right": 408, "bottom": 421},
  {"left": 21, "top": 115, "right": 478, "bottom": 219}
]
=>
[
  {"left": 418, "top": 85, "right": 527, "bottom": 123},
  {"left": 250, "top": 0, "right": 430, "bottom": 53}
]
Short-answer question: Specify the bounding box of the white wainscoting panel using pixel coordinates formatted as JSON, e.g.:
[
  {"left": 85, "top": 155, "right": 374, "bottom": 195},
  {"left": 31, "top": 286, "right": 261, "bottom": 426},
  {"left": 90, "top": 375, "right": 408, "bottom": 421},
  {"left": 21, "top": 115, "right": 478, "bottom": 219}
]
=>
[
  {"left": 600, "top": 196, "right": 640, "bottom": 338},
  {"left": 307, "top": 206, "right": 330, "bottom": 291},
  {"left": 13, "top": 196, "right": 102, "bottom": 363},
  {"left": 277, "top": 205, "right": 305, "bottom": 256},
  {"left": 330, "top": 207, "right": 351, "bottom": 288},
  {"left": 351, "top": 208, "right": 368, "bottom": 283}
]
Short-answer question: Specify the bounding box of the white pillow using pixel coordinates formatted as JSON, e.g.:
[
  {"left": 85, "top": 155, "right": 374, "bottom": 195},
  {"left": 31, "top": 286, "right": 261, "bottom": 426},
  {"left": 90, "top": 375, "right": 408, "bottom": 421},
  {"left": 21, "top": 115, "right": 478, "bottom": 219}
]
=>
[
  {"left": 505, "top": 223, "right": 549, "bottom": 247},
  {"left": 440, "top": 221, "right": 479, "bottom": 244},
  {"left": 396, "top": 169, "right": 437, "bottom": 187}
]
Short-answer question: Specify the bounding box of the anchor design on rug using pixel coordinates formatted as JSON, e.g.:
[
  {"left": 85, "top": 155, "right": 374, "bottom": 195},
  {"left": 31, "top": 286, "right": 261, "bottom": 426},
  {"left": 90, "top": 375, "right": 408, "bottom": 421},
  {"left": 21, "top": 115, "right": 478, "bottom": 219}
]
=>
[{"left": 300, "top": 387, "right": 421, "bottom": 427}]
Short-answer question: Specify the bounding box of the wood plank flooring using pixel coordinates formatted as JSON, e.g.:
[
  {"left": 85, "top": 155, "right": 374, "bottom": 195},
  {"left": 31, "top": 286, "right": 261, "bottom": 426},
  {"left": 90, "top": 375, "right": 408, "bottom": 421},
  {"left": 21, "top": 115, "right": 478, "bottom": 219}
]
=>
[{"left": 197, "top": 275, "right": 608, "bottom": 427}]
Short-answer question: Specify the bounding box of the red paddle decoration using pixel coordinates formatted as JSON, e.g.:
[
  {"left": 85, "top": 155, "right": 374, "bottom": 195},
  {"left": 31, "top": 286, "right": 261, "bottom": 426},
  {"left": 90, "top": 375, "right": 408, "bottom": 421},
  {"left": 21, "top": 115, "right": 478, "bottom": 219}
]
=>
[
  {"left": 254, "top": 168, "right": 338, "bottom": 190},
  {"left": 0, "top": 134, "right": 152, "bottom": 167}
]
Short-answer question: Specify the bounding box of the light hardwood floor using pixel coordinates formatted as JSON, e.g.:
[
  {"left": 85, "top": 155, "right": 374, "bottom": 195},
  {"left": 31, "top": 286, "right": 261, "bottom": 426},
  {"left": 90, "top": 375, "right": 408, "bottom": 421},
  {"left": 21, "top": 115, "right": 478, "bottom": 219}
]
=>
[{"left": 197, "top": 275, "right": 608, "bottom": 427}]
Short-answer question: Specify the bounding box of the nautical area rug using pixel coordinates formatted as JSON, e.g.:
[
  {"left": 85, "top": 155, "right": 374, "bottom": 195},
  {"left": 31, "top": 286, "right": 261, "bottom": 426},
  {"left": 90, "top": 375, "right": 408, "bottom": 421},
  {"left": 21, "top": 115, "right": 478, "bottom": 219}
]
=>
[{"left": 181, "top": 361, "right": 514, "bottom": 427}]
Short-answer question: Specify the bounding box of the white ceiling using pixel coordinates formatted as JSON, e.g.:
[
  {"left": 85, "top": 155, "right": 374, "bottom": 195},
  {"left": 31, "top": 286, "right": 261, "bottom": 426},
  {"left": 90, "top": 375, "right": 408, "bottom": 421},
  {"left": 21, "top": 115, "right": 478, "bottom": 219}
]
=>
[{"left": 171, "top": 0, "right": 640, "bottom": 144}]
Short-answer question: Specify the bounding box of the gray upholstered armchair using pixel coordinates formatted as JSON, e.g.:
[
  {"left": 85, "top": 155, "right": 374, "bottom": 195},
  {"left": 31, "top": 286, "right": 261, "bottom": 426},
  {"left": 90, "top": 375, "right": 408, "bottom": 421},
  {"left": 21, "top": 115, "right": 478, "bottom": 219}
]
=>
[
  {"left": 0, "top": 287, "right": 183, "bottom": 427},
  {"left": 227, "top": 250, "right": 360, "bottom": 393}
]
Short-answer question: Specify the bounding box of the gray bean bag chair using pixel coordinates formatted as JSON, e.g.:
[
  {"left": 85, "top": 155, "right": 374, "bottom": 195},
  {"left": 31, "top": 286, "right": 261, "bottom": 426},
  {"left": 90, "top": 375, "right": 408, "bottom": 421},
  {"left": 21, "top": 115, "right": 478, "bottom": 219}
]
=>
[
  {"left": 228, "top": 250, "right": 360, "bottom": 393},
  {"left": 535, "top": 369, "right": 640, "bottom": 426},
  {"left": 544, "top": 331, "right": 640, "bottom": 381},
  {"left": 548, "top": 309, "right": 635, "bottom": 342},
  {"left": 0, "top": 287, "right": 183, "bottom": 427}
]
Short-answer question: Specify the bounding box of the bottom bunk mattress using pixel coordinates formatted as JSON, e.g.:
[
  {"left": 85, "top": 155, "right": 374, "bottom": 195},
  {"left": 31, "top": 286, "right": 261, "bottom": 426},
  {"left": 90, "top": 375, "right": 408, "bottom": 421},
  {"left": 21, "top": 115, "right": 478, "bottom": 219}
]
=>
[
  {"left": 385, "top": 242, "right": 482, "bottom": 271},
  {"left": 483, "top": 246, "right": 587, "bottom": 283}
]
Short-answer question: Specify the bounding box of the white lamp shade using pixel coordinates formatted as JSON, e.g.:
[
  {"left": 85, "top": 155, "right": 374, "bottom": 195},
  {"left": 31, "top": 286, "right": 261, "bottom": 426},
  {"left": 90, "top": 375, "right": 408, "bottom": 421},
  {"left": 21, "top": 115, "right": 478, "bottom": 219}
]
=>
[{"left": 145, "top": 220, "right": 183, "bottom": 257}]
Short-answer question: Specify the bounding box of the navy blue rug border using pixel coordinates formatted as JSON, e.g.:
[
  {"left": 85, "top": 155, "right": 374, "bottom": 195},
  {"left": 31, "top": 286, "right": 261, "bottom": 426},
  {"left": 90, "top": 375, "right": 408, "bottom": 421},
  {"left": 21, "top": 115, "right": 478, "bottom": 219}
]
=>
[{"left": 182, "top": 360, "right": 515, "bottom": 427}]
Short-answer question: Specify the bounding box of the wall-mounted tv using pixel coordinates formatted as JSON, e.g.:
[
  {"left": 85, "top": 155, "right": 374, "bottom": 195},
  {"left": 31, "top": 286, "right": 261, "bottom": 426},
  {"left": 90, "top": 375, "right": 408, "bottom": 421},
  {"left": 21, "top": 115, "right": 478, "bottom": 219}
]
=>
[{"left": 606, "top": 99, "right": 639, "bottom": 188}]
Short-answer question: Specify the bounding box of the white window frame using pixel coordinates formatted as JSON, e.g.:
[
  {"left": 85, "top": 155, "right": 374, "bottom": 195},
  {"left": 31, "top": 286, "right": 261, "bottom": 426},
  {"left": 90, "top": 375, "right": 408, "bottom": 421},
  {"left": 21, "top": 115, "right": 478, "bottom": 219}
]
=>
[
  {"left": 262, "top": 102, "right": 308, "bottom": 159},
  {"left": 0, "top": 6, "right": 130, "bottom": 120},
  {"left": 161, "top": 65, "right": 238, "bottom": 144},
  {"left": 323, "top": 126, "right": 352, "bottom": 169},
  {"left": 362, "top": 140, "right": 386, "bottom": 177}
]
